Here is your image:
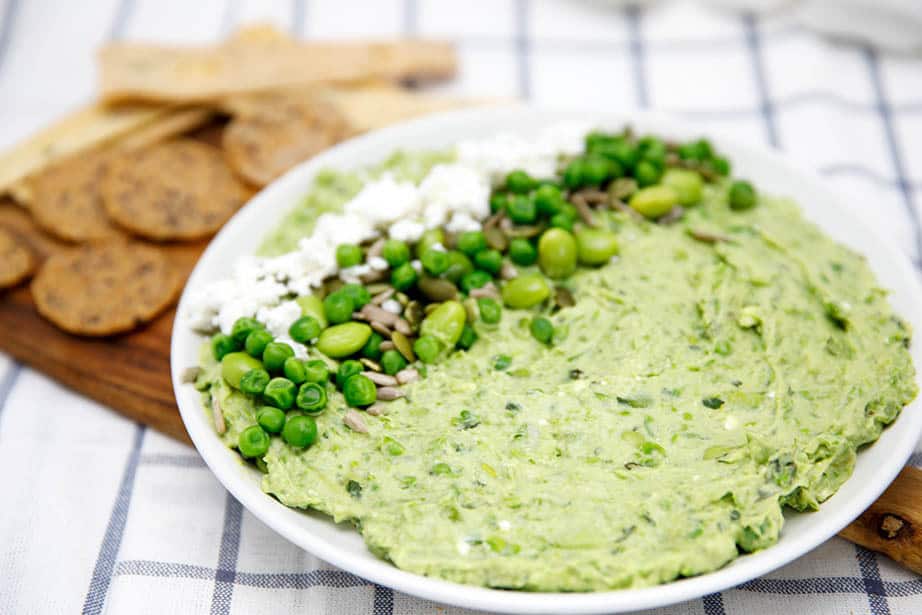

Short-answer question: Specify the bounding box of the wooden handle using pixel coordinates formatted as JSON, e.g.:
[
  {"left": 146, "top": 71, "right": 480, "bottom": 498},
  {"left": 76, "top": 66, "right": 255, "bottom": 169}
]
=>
[{"left": 840, "top": 465, "right": 922, "bottom": 574}]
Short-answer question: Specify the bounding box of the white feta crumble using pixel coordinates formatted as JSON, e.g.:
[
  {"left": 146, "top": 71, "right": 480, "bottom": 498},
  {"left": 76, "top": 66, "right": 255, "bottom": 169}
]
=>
[
  {"left": 389, "top": 219, "right": 425, "bottom": 242},
  {"left": 256, "top": 300, "right": 302, "bottom": 338},
  {"left": 418, "top": 163, "right": 490, "bottom": 225},
  {"left": 445, "top": 211, "right": 482, "bottom": 233},
  {"left": 498, "top": 520, "right": 512, "bottom": 531},
  {"left": 343, "top": 173, "right": 420, "bottom": 227},
  {"left": 339, "top": 264, "right": 371, "bottom": 284}
]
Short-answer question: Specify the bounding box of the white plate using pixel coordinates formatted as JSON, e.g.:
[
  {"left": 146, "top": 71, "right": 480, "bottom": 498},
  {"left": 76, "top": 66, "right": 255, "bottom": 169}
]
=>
[{"left": 171, "top": 106, "right": 922, "bottom": 614}]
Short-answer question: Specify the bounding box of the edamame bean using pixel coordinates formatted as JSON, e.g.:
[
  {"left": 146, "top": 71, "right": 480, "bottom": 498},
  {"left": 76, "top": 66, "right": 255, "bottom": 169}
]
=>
[
  {"left": 238, "top": 425, "right": 270, "bottom": 458},
  {"left": 221, "top": 352, "right": 263, "bottom": 389},
  {"left": 262, "top": 342, "right": 295, "bottom": 373},
  {"left": 382, "top": 239, "right": 410, "bottom": 267},
  {"left": 661, "top": 168, "right": 703, "bottom": 206},
  {"left": 230, "top": 317, "right": 263, "bottom": 345},
  {"left": 211, "top": 333, "right": 237, "bottom": 361},
  {"left": 413, "top": 335, "right": 441, "bottom": 363},
  {"left": 282, "top": 414, "right": 318, "bottom": 448},
  {"left": 629, "top": 185, "right": 680, "bottom": 219},
  {"left": 729, "top": 180, "right": 757, "bottom": 210},
  {"left": 257, "top": 406, "right": 286, "bottom": 433},
  {"left": 343, "top": 374, "right": 377, "bottom": 407},
  {"left": 323, "top": 291, "right": 354, "bottom": 325},
  {"left": 283, "top": 357, "right": 309, "bottom": 384},
  {"left": 538, "top": 228, "right": 578, "bottom": 279},
  {"left": 296, "top": 382, "right": 327, "bottom": 413},
  {"left": 289, "top": 315, "right": 321, "bottom": 344},
  {"left": 501, "top": 273, "right": 551, "bottom": 309},
  {"left": 244, "top": 329, "right": 274, "bottom": 357},
  {"left": 316, "top": 322, "right": 372, "bottom": 358},
  {"left": 240, "top": 368, "right": 270, "bottom": 395},
  {"left": 575, "top": 228, "right": 619, "bottom": 266},
  {"left": 263, "top": 377, "right": 296, "bottom": 409},
  {"left": 336, "top": 243, "right": 363, "bottom": 268},
  {"left": 296, "top": 295, "right": 327, "bottom": 328},
  {"left": 420, "top": 300, "right": 466, "bottom": 347}
]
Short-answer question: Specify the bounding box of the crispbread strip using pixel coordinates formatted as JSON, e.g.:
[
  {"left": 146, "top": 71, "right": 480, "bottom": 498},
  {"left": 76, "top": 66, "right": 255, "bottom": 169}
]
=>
[
  {"left": 98, "top": 39, "right": 456, "bottom": 104},
  {"left": 114, "top": 107, "right": 214, "bottom": 151}
]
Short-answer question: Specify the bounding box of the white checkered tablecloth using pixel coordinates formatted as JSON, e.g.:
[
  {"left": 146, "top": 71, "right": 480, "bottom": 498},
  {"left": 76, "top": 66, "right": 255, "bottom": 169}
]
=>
[{"left": 1, "top": 1, "right": 921, "bottom": 613}]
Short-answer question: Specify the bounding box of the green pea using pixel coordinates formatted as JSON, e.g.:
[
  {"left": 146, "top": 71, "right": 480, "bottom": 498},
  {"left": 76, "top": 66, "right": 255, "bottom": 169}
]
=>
[
  {"left": 413, "top": 335, "right": 441, "bottom": 363},
  {"left": 296, "top": 295, "right": 327, "bottom": 328},
  {"left": 634, "top": 159, "right": 662, "bottom": 188},
  {"left": 661, "top": 168, "right": 703, "bottom": 206},
  {"left": 549, "top": 212, "right": 574, "bottom": 231},
  {"left": 416, "top": 228, "right": 445, "bottom": 258},
  {"left": 508, "top": 238, "right": 537, "bottom": 266},
  {"left": 288, "top": 315, "right": 322, "bottom": 344},
  {"left": 262, "top": 342, "right": 295, "bottom": 373},
  {"left": 257, "top": 405, "right": 286, "bottom": 433},
  {"left": 231, "top": 317, "right": 263, "bottom": 345},
  {"left": 242, "top": 329, "right": 272, "bottom": 357},
  {"left": 211, "top": 333, "right": 238, "bottom": 361},
  {"left": 583, "top": 155, "right": 619, "bottom": 186},
  {"left": 507, "top": 195, "right": 537, "bottom": 224},
  {"left": 323, "top": 291, "right": 355, "bottom": 325},
  {"left": 221, "top": 352, "right": 263, "bottom": 389},
  {"left": 596, "top": 140, "right": 638, "bottom": 170},
  {"left": 460, "top": 270, "right": 492, "bottom": 294},
  {"left": 340, "top": 283, "right": 371, "bottom": 309},
  {"left": 501, "top": 273, "right": 551, "bottom": 309},
  {"left": 474, "top": 249, "right": 503, "bottom": 275},
  {"left": 585, "top": 131, "right": 615, "bottom": 151},
  {"left": 343, "top": 374, "right": 377, "bottom": 407},
  {"left": 303, "top": 359, "right": 329, "bottom": 384},
  {"left": 315, "top": 322, "right": 372, "bottom": 358},
  {"left": 283, "top": 357, "right": 309, "bottom": 384},
  {"left": 457, "top": 230, "right": 487, "bottom": 257},
  {"left": 336, "top": 243, "right": 363, "bottom": 268},
  {"left": 629, "top": 185, "right": 679, "bottom": 219},
  {"left": 530, "top": 317, "right": 555, "bottom": 344},
  {"left": 391, "top": 262, "right": 418, "bottom": 291},
  {"left": 538, "top": 228, "right": 578, "bottom": 279},
  {"left": 382, "top": 239, "right": 411, "bottom": 267},
  {"left": 505, "top": 169, "right": 535, "bottom": 194},
  {"left": 575, "top": 228, "right": 619, "bottom": 266},
  {"left": 238, "top": 425, "right": 270, "bottom": 458},
  {"left": 240, "top": 368, "right": 270, "bottom": 395},
  {"left": 493, "top": 354, "right": 512, "bottom": 370},
  {"left": 296, "top": 382, "right": 327, "bottom": 413},
  {"left": 477, "top": 297, "right": 502, "bottom": 324},
  {"left": 563, "top": 159, "right": 587, "bottom": 189},
  {"left": 533, "top": 184, "right": 564, "bottom": 216},
  {"left": 490, "top": 192, "right": 511, "bottom": 213},
  {"left": 710, "top": 156, "right": 731, "bottom": 176},
  {"left": 678, "top": 141, "right": 705, "bottom": 161},
  {"left": 456, "top": 323, "right": 477, "bottom": 350},
  {"left": 337, "top": 359, "right": 364, "bottom": 388},
  {"left": 729, "top": 180, "right": 757, "bottom": 210},
  {"left": 444, "top": 251, "right": 474, "bottom": 283},
  {"left": 362, "top": 331, "right": 384, "bottom": 360},
  {"left": 421, "top": 249, "right": 450, "bottom": 275},
  {"left": 282, "top": 414, "right": 318, "bottom": 448},
  {"left": 420, "top": 300, "right": 467, "bottom": 347},
  {"left": 381, "top": 349, "right": 407, "bottom": 375},
  {"left": 263, "top": 377, "right": 296, "bottom": 409}
]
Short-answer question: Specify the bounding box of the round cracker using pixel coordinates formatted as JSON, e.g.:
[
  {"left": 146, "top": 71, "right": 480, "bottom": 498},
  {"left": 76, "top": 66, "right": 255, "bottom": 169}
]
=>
[
  {"left": 31, "top": 241, "right": 181, "bottom": 335},
  {"left": 30, "top": 149, "right": 123, "bottom": 242},
  {"left": 223, "top": 94, "right": 350, "bottom": 187},
  {"left": 101, "top": 140, "right": 248, "bottom": 241},
  {"left": 0, "top": 227, "right": 35, "bottom": 289}
]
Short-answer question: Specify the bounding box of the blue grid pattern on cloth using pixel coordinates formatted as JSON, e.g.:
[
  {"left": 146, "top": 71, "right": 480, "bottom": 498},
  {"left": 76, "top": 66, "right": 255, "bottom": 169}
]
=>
[{"left": 0, "top": 1, "right": 921, "bottom": 614}]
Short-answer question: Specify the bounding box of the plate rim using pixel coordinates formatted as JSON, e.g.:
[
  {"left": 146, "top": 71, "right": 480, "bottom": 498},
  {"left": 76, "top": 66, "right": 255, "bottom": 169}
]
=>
[{"left": 171, "top": 105, "right": 922, "bottom": 614}]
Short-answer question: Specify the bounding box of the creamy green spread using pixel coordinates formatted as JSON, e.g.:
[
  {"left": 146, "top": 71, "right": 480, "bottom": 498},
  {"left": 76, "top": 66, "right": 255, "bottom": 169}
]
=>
[{"left": 198, "top": 157, "right": 916, "bottom": 592}]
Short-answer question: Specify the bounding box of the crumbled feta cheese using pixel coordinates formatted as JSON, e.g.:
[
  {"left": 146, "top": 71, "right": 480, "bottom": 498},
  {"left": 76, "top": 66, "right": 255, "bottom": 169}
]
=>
[
  {"left": 418, "top": 164, "right": 490, "bottom": 227},
  {"left": 339, "top": 264, "right": 371, "bottom": 284},
  {"left": 446, "top": 211, "right": 482, "bottom": 233},
  {"left": 389, "top": 219, "right": 425, "bottom": 242},
  {"left": 344, "top": 173, "right": 420, "bottom": 227},
  {"left": 275, "top": 335, "right": 309, "bottom": 359},
  {"left": 257, "top": 300, "right": 303, "bottom": 338},
  {"left": 381, "top": 299, "right": 403, "bottom": 314}
]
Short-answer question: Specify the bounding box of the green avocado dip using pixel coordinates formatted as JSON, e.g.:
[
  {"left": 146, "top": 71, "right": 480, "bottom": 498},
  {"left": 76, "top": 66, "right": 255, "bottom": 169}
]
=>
[{"left": 196, "top": 135, "right": 916, "bottom": 591}]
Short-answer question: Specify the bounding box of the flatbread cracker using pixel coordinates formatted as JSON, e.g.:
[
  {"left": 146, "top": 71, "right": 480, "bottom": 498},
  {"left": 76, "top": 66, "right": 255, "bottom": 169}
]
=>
[
  {"left": 0, "top": 228, "right": 35, "bottom": 289},
  {"left": 31, "top": 241, "right": 180, "bottom": 335},
  {"left": 222, "top": 93, "right": 350, "bottom": 186},
  {"left": 30, "top": 149, "right": 123, "bottom": 242},
  {"left": 101, "top": 140, "right": 248, "bottom": 241},
  {"left": 98, "top": 39, "right": 456, "bottom": 104}
]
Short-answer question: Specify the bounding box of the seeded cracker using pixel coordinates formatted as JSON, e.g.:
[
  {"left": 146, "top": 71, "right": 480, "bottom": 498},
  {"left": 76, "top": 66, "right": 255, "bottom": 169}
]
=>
[
  {"left": 31, "top": 241, "right": 181, "bottom": 335},
  {"left": 101, "top": 139, "right": 248, "bottom": 241},
  {"left": 0, "top": 228, "right": 35, "bottom": 289},
  {"left": 30, "top": 149, "right": 123, "bottom": 242},
  {"left": 223, "top": 93, "right": 350, "bottom": 187}
]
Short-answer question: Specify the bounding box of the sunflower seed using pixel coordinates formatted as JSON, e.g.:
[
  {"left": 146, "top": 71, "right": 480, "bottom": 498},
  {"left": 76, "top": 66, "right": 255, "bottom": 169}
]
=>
[
  {"left": 391, "top": 331, "right": 416, "bottom": 362},
  {"left": 571, "top": 196, "right": 598, "bottom": 226},
  {"left": 366, "top": 403, "right": 389, "bottom": 416},
  {"left": 608, "top": 178, "right": 638, "bottom": 202},
  {"left": 579, "top": 188, "right": 608, "bottom": 205},
  {"left": 359, "top": 269, "right": 388, "bottom": 283},
  {"left": 359, "top": 358, "right": 382, "bottom": 372},
  {"left": 396, "top": 368, "right": 420, "bottom": 385},
  {"left": 470, "top": 282, "right": 500, "bottom": 300},
  {"left": 344, "top": 409, "right": 369, "bottom": 433},
  {"left": 379, "top": 340, "right": 396, "bottom": 351},
  {"left": 463, "top": 297, "right": 479, "bottom": 322},
  {"left": 370, "top": 287, "right": 394, "bottom": 304},
  {"left": 500, "top": 261, "right": 518, "bottom": 280},
  {"left": 371, "top": 321, "right": 392, "bottom": 338},
  {"left": 362, "top": 304, "right": 398, "bottom": 326},
  {"left": 658, "top": 206, "right": 685, "bottom": 225},
  {"left": 366, "top": 238, "right": 386, "bottom": 259},
  {"left": 377, "top": 387, "right": 406, "bottom": 401},
  {"left": 211, "top": 395, "right": 226, "bottom": 435},
  {"left": 394, "top": 318, "right": 413, "bottom": 336},
  {"left": 181, "top": 366, "right": 202, "bottom": 384},
  {"left": 363, "top": 371, "right": 398, "bottom": 386}
]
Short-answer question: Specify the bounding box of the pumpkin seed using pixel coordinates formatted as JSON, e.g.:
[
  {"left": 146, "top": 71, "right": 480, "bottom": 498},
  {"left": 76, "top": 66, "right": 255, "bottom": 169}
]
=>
[
  {"left": 506, "top": 224, "right": 545, "bottom": 239},
  {"left": 418, "top": 277, "right": 458, "bottom": 302},
  {"left": 391, "top": 331, "right": 416, "bottom": 362},
  {"left": 404, "top": 300, "right": 424, "bottom": 328},
  {"left": 395, "top": 292, "right": 409, "bottom": 305},
  {"left": 367, "top": 283, "right": 391, "bottom": 297},
  {"left": 469, "top": 283, "right": 500, "bottom": 300},
  {"left": 365, "top": 238, "right": 386, "bottom": 259},
  {"left": 484, "top": 226, "right": 508, "bottom": 252},
  {"left": 181, "top": 366, "right": 202, "bottom": 384},
  {"left": 554, "top": 286, "right": 575, "bottom": 308},
  {"left": 379, "top": 340, "right": 396, "bottom": 351},
  {"left": 424, "top": 302, "right": 441, "bottom": 315},
  {"left": 608, "top": 177, "right": 638, "bottom": 202},
  {"left": 688, "top": 228, "right": 730, "bottom": 243}
]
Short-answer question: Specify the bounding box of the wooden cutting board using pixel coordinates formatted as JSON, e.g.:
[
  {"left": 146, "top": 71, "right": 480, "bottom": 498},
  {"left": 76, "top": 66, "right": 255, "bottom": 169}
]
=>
[{"left": 0, "top": 133, "right": 920, "bottom": 577}]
